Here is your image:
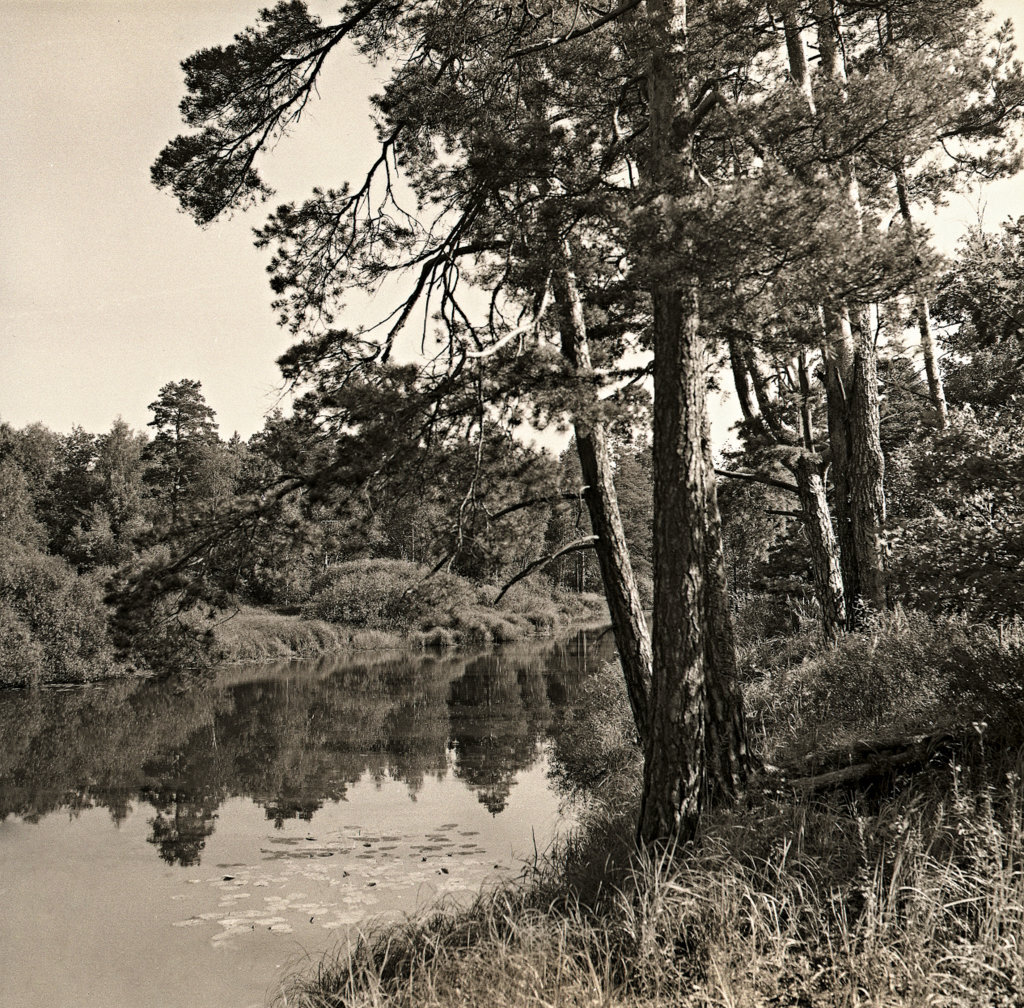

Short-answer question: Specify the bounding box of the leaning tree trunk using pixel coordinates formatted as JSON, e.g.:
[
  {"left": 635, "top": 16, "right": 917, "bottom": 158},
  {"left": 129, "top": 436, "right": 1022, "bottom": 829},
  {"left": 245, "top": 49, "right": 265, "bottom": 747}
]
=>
[
  {"left": 778, "top": 0, "right": 887, "bottom": 622},
  {"left": 700, "top": 412, "right": 749, "bottom": 795},
  {"left": 552, "top": 244, "right": 652, "bottom": 744}
]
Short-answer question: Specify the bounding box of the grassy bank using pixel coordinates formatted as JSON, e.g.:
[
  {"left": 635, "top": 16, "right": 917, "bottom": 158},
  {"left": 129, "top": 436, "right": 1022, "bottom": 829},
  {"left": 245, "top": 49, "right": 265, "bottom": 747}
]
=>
[
  {"left": 276, "top": 609, "right": 1024, "bottom": 1008},
  {"left": 278, "top": 760, "right": 1024, "bottom": 1008},
  {"left": 214, "top": 585, "right": 608, "bottom": 663}
]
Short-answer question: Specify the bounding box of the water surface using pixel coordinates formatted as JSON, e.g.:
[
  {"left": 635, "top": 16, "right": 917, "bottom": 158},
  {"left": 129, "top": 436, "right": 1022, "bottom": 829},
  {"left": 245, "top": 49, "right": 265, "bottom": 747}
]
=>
[{"left": 0, "top": 632, "right": 608, "bottom": 1008}]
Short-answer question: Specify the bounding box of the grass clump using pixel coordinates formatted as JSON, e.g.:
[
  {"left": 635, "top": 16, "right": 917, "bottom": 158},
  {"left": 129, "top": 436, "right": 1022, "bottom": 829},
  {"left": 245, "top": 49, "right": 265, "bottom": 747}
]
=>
[{"left": 213, "top": 607, "right": 356, "bottom": 662}]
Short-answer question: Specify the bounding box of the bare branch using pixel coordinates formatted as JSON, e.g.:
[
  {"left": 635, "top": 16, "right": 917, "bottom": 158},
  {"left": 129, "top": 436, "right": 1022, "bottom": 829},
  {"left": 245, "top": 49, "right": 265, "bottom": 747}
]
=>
[
  {"left": 466, "top": 273, "right": 554, "bottom": 358},
  {"left": 487, "top": 490, "right": 589, "bottom": 522}
]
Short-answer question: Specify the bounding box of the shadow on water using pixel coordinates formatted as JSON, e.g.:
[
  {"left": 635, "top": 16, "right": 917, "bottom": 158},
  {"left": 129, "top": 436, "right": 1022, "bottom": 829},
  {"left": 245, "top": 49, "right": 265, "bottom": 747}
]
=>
[{"left": 0, "top": 629, "right": 612, "bottom": 867}]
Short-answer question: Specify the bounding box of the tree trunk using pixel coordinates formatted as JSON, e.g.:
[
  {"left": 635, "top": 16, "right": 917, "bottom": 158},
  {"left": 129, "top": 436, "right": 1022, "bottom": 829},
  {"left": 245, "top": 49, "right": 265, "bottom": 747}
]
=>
[
  {"left": 700, "top": 411, "right": 749, "bottom": 795},
  {"left": 794, "top": 453, "right": 846, "bottom": 639},
  {"left": 895, "top": 168, "right": 948, "bottom": 428},
  {"left": 636, "top": 0, "right": 749, "bottom": 848},
  {"left": 640, "top": 278, "right": 710, "bottom": 846},
  {"left": 552, "top": 246, "right": 652, "bottom": 744},
  {"left": 849, "top": 316, "right": 887, "bottom": 611}
]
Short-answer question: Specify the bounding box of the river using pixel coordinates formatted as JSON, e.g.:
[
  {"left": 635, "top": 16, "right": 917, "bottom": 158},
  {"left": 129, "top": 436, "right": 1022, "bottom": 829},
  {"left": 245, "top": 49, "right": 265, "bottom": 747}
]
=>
[{"left": 0, "top": 630, "right": 610, "bottom": 1008}]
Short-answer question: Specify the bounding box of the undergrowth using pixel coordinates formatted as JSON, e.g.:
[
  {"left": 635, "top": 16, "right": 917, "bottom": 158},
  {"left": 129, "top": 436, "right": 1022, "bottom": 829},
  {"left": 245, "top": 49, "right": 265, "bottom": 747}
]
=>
[{"left": 274, "top": 607, "right": 1024, "bottom": 1008}]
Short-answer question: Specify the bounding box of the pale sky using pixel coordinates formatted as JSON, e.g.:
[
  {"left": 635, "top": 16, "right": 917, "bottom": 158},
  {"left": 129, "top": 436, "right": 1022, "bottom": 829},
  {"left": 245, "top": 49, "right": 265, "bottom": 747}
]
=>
[{"left": 2, "top": 0, "right": 1024, "bottom": 439}]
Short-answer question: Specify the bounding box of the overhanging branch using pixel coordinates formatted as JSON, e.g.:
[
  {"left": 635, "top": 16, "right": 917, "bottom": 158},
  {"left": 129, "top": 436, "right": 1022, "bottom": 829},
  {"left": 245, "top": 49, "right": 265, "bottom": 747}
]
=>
[{"left": 494, "top": 536, "right": 598, "bottom": 603}]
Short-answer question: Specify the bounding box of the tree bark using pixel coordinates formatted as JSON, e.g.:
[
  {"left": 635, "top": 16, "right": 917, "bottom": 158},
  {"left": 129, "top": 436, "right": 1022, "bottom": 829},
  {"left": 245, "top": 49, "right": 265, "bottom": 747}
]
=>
[
  {"left": 552, "top": 244, "right": 652, "bottom": 744},
  {"left": 848, "top": 314, "right": 887, "bottom": 611},
  {"left": 794, "top": 452, "right": 846, "bottom": 639},
  {"left": 638, "top": 0, "right": 748, "bottom": 847},
  {"left": 641, "top": 277, "right": 710, "bottom": 846}
]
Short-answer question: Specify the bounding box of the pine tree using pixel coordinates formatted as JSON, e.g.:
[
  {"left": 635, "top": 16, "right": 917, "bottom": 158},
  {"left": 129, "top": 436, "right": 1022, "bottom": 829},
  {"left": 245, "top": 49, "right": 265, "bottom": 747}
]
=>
[{"left": 145, "top": 379, "right": 220, "bottom": 530}]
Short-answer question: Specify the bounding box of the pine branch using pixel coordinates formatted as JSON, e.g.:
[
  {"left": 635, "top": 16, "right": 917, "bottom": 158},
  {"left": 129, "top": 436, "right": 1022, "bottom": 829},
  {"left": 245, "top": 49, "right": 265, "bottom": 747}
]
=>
[
  {"left": 494, "top": 536, "right": 598, "bottom": 603},
  {"left": 714, "top": 468, "right": 800, "bottom": 495},
  {"left": 511, "top": 0, "right": 642, "bottom": 57}
]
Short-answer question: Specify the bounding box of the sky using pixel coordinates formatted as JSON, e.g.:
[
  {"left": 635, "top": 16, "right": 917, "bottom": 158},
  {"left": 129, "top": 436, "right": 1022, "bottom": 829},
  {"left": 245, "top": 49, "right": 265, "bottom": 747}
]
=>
[{"left": 3, "top": 0, "right": 1024, "bottom": 440}]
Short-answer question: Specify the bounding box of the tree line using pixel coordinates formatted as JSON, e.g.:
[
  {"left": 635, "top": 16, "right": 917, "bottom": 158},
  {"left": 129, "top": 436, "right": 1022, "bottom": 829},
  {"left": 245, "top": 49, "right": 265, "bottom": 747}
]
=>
[{"left": 0, "top": 376, "right": 651, "bottom": 676}]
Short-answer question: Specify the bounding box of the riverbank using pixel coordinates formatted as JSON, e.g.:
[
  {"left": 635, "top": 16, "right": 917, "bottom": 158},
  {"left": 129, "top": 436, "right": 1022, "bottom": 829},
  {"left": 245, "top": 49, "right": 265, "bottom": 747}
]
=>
[
  {"left": 213, "top": 588, "right": 608, "bottom": 664},
  {"left": 275, "top": 610, "right": 1024, "bottom": 1008},
  {"left": 0, "top": 582, "right": 608, "bottom": 687}
]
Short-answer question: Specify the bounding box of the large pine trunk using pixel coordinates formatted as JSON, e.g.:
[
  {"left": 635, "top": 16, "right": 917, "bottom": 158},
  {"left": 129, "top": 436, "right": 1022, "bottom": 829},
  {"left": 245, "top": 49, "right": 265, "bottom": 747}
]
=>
[
  {"left": 640, "top": 282, "right": 711, "bottom": 845},
  {"left": 552, "top": 250, "right": 652, "bottom": 743},
  {"left": 638, "top": 0, "right": 748, "bottom": 847}
]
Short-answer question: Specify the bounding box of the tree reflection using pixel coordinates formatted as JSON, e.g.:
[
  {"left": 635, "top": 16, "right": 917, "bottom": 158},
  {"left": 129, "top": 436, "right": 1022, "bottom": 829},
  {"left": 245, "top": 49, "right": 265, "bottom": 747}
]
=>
[
  {"left": 146, "top": 790, "right": 220, "bottom": 866},
  {"left": 0, "top": 631, "right": 610, "bottom": 863}
]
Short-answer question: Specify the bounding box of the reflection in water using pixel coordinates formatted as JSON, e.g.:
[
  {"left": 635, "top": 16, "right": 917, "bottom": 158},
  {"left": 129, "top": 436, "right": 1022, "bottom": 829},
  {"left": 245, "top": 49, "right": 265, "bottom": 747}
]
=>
[{"left": 0, "top": 631, "right": 608, "bottom": 866}]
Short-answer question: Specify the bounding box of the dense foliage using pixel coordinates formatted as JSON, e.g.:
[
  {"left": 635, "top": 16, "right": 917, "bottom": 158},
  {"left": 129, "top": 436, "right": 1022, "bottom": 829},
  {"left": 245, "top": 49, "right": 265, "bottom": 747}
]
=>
[{"left": 0, "top": 379, "right": 616, "bottom": 684}]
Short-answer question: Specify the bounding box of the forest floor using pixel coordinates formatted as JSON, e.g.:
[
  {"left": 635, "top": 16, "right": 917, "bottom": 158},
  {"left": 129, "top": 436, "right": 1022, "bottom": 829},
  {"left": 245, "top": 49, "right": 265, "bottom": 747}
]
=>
[{"left": 274, "top": 608, "right": 1024, "bottom": 1008}]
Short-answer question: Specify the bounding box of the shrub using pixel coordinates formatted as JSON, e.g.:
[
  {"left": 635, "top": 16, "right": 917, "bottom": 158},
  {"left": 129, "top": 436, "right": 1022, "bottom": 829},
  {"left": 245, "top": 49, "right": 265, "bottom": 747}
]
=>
[
  {"left": 0, "top": 538, "right": 124, "bottom": 685},
  {"left": 305, "top": 559, "right": 425, "bottom": 629}
]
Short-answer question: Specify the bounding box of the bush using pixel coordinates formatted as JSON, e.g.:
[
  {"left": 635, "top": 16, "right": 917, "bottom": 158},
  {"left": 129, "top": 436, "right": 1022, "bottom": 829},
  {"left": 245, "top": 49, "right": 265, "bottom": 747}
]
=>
[
  {"left": 0, "top": 538, "right": 124, "bottom": 686},
  {"left": 746, "top": 608, "right": 1024, "bottom": 764},
  {"left": 305, "top": 559, "right": 425, "bottom": 629}
]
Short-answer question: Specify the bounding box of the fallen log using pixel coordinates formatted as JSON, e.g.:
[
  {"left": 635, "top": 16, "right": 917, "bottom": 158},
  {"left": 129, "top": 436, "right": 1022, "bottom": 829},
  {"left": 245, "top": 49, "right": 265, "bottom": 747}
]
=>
[{"left": 765, "top": 722, "right": 989, "bottom": 796}]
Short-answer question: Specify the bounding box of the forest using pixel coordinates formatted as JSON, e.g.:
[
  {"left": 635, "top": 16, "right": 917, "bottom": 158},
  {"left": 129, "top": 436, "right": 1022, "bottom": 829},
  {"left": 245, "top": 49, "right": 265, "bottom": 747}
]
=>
[{"left": 5, "top": 0, "right": 1024, "bottom": 1004}]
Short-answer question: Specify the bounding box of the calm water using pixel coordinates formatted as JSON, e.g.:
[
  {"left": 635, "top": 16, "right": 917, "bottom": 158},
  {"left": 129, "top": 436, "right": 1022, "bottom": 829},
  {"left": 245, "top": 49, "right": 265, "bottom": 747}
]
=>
[{"left": 0, "top": 632, "right": 610, "bottom": 1008}]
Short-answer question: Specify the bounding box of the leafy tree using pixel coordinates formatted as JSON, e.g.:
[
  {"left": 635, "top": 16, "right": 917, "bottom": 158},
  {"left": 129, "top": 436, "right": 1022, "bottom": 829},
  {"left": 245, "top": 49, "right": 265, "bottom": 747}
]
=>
[{"left": 0, "top": 455, "right": 46, "bottom": 549}]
